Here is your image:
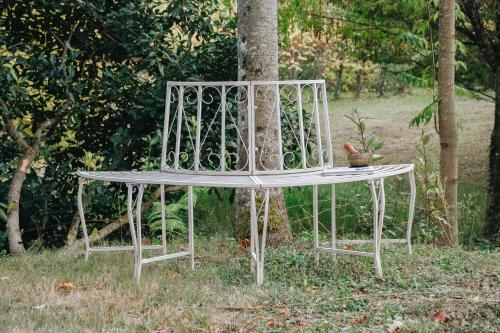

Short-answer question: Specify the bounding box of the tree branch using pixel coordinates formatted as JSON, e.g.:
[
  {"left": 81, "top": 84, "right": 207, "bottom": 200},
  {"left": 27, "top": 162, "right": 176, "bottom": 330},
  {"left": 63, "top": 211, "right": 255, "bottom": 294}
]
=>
[{"left": 0, "top": 98, "right": 30, "bottom": 151}]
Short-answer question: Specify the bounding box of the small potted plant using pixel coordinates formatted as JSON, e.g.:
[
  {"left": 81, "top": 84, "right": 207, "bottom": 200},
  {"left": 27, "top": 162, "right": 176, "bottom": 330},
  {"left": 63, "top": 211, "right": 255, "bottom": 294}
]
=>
[{"left": 343, "top": 109, "right": 383, "bottom": 167}]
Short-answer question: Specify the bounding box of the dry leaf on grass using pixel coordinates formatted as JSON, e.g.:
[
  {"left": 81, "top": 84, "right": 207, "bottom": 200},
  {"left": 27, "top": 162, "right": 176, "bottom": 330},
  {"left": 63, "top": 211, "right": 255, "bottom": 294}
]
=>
[
  {"left": 352, "top": 314, "right": 369, "bottom": 325},
  {"left": 238, "top": 239, "right": 250, "bottom": 248},
  {"left": 277, "top": 306, "right": 290, "bottom": 316},
  {"left": 432, "top": 310, "right": 452, "bottom": 322},
  {"left": 346, "top": 244, "right": 354, "bottom": 251},
  {"left": 57, "top": 282, "right": 75, "bottom": 292},
  {"left": 166, "top": 270, "right": 179, "bottom": 278},
  {"left": 387, "top": 320, "right": 404, "bottom": 333},
  {"left": 1, "top": 276, "right": 9, "bottom": 281},
  {"left": 267, "top": 317, "right": 278, "bottom": 327}
]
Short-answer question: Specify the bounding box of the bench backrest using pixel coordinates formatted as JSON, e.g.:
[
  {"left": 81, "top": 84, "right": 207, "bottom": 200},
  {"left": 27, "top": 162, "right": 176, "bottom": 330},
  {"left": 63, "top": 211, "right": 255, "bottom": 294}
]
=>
[{"left": 161, "top": 80, "right": 333, "bottom": 175}]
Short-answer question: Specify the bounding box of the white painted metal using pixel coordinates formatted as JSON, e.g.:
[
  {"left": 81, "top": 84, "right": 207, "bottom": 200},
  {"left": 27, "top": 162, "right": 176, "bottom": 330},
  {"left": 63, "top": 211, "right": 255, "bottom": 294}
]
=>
[
  {"left": 77, "top": 79, "right": 417, "bottom": 285},
  {"left": 313, "top": 185, "right": 319, "bottom": 265},
  {"left": 331, "top": 183, "right": 336, "bottom": 262},
  {"left": 160, "top": 184, "right": 167, "bottom": 255}
]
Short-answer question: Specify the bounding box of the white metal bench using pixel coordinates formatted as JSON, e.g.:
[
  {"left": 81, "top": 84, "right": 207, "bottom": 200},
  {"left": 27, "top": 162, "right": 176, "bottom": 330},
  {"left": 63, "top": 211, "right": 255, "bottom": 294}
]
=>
[{"left": 77, "top": 80, "right": 416, "bottom": 285}]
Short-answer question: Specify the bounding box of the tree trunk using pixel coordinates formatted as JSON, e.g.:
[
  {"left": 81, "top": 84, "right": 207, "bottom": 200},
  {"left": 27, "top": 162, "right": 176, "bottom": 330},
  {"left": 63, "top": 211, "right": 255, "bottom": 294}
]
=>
[
  {"left": 485, "top": 65, "right": 500, "bottom": 243},
  {"left": 437, "top": 0, "right": 459, "bottom": 246},
  {"left": 354, "top": 68, "right": 363, "bottom": 98},
  {"left": 236, "top": 0, "right": 292, "bottom": 244},
  {"left": 377, "top": 66, "right": 387, "bottom": 97},
  {"left": 6, "top": 146, "right": 39, "bottom": 255},
  {"left": 334, "top": 63, "right": 344, "bottom": 99}
]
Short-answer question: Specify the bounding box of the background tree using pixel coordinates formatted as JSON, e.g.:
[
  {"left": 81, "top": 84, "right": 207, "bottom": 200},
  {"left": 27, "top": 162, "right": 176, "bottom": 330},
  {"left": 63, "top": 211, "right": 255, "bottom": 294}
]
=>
[
  {"left": 236, "top": 0, "right": 292, "bottom": 243},
  {"left": 437, "top": 0, "right": 459, "bottom": 246},
  {"left": 457, "top": 0, "right": 500, "bottom": 244},
  {"left": 0, "top": 0, "right": 237, "bottom": 253}
]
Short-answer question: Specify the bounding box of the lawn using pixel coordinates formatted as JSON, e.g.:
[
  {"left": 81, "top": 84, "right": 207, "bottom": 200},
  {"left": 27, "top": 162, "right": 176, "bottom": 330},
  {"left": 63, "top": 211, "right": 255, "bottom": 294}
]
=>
[
  {"left": 0, "top": 238, "right": 498, "bottom": 332},
  {"left": 0, "top": 91, "right": 498, "bottom": 332}
]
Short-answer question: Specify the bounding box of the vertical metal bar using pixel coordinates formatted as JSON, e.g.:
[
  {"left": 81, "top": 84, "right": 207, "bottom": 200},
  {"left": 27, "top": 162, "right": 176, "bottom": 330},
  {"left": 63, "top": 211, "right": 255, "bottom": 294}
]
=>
[
  {"left": 188, "top": 186, "right": 195, "bottom": 270},
  {"left": 296, "top": 84, "right": 307, "bottom": 168},
  {"left": 173, "top": 86, "right": 184, "bottom": 169},
  {"left": 250, "top": 189, "right": 258, "bottom": 277},
  {"left": 194, "top": 86, "right": 203, "bottom": 171},
  {"left": 378, "top": 179, "right": 386, "bottom": 241},
  {"left": 313, "top": 185, "right": 319, "bottom": 265},
  {"left": 221, "top": 85, "right": 226, "bottom": 171},
  {"left": 407, "top": 170, "right": 417, "bottom": 254},
  {"left": 249, "top": 83, "right": 256, "bottom": 174},
  {"left": 135, "top": 185, "right": 145, "bottom": 281},
  {"left": 331, "top": 183, "right": 337, "bottom": 262},
  {"left": 313, "top": 83, "right": 324, "bottom": 167},
  {"left": 161, "top": 84, "right": 172, "bottom": 170},
  {"left": 77, "top": 178, "right": 90, "bottom": 262},
  {"left": 321, "top": 83, "right": 334, "bottom": 167},
  {"left": 258, "top": 189, "right": 270, "bottom": 285},
  {"left": 275, "top": 84, "right": 284, "bottom": 170},
  {"left": 160, "top": 184, "right": 167, "bottom": 255},
  {"left": 127, "top": 184, "right": 138, "bottom": 279},
  {"left": 369, "top": 180, "right": 382, "bottom": 277}
]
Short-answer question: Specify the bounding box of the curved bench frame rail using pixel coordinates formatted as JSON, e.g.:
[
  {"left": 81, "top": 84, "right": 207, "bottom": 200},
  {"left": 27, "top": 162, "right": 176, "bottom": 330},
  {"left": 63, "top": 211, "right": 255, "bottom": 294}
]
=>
[{"left": 76, "top": 79, "right": 417, "bottom": 285}]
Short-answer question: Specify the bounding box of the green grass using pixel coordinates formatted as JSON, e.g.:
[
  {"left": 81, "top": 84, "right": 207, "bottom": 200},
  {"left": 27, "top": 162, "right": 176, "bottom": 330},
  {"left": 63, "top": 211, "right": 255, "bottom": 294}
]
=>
[
  {"left": 1, "top": 89, "right": 496, "bottom": 332},
  {"left": 0, "top": 239, "right": 498, "bottom": 332}
]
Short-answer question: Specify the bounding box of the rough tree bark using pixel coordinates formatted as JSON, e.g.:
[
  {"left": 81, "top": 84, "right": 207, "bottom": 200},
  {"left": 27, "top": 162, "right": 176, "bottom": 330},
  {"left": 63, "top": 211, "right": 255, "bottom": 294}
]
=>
[
  {"left": 437, "top": 0, "right": 459, "bottom": 246},
  {"left": 456, "top": 0, "right": 500, "bottom": 243},
  {"left": 486, "top": 65, "right": 500, "bottom": 242},
  {"left": 334, "top": 63, "right": 344, "bottom": 99},
  {"left": 354, "top": 68, "right": 363, "bottom": 98},
  {"left": 236, "top": 0, "right": 292, "bottom": 244}
]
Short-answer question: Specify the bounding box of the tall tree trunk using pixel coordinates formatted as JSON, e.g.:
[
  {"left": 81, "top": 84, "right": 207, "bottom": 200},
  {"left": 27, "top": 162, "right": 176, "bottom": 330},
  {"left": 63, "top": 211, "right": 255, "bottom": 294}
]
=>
[
  {"left": 377, "top": 66, "right": 387, "bottom": 97},
  {"left": 437, "top": 0, "right": 459, "bottom": 246},
  {"left": 354, "top": 68, "right": 363, "bottom": 98},
  {"left": 236, "top": 0, "right": 291, "bottom": 244},
  {"left": 486, "top": 65, "right": 500, "bottom": 243},
  {"left": 6, "top": 146, "right": 39, "bottom": 255},
  {"left": 334, "top": 63, "right": 344, "bottom": 99}
]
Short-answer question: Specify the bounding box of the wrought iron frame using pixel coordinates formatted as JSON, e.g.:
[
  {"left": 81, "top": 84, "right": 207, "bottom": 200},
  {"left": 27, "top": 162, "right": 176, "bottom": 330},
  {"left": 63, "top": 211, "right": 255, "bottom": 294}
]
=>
[{"left": 77, "top": 80, "right": 417, "bottom": 285}]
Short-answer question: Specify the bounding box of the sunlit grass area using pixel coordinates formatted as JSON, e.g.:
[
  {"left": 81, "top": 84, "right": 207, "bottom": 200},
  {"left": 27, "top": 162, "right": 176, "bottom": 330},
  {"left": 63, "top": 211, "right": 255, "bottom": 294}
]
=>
[{"left": 0, "top": 238, "right": 498, "bottom": 332}]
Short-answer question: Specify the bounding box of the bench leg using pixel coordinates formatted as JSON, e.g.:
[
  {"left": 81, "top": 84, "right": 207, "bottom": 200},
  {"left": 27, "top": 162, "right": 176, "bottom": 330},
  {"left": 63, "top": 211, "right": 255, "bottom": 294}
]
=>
[
  {"left": 331, "top": 183, "right": 337, "bottom": 262},
  {"left": 313, "top": 185, "right": 319, "bottom": 265},
  {"left": 77, "top": 178, "right": 90, "bottom": 262},
  {"left": 369, "top": 179, "right": 385, "bottom": 277},
  {"left": 250, "top": 188, "right": 270, "bottom": 286},
  {"left": 127, "top": 184, "right": 145, "bottom": 281},
  {"left": 188, "top": 186, "right": 195, "bottom": 270},
  {"left": 407, "top": 171, "right": 416, "bottom": 254},
  {"left": 160, "top": 184, "right": 167, "bottom": 256}
]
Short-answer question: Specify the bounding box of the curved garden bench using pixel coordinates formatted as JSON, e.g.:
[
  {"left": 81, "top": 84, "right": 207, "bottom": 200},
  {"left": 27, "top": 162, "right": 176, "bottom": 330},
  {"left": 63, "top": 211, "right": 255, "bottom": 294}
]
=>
[{"left": 77, "top": 80, "right": 416, "bottom": 285}]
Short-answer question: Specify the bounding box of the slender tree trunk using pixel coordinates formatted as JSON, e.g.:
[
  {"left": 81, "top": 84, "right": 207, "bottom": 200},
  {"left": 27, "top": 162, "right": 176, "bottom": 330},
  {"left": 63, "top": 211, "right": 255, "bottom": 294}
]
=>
[
  {"left": 377, "top": 66, "right": 387, "bottom": 97},
  {"left": 437, "top": 0, "right": 459, "bottom": 246},
  {"left": 354, "top": 68, "right": 363, "bottom": 98},
  {"left": 6, "top": 146, "right": 39, "bottom": 255},
  {"left": 334, "top": 63, "right": 344, "bottom": 99},
  {"left": 236, "top": 0, "right": 291, "bottom": 244},
  {"left": 486, "top": 66, "right": 500, "bottom": 243}
]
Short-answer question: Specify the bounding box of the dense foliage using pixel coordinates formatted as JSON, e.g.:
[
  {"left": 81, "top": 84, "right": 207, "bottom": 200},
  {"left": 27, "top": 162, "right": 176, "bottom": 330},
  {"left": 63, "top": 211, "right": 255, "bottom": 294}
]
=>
[{"left": 0, "top": 0, "right": 237, "bottom": 251}]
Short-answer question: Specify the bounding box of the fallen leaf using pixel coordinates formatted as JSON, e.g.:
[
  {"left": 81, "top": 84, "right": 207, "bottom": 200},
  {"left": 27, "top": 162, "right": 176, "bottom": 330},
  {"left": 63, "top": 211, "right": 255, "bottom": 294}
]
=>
[
  {"left": 346, "top": 244, "right": 353, "bottom": 251},
  {"left": 432, "top": 310, "right": 452, "bottom": 322},
  {"left": 142, "top": 238, "right": 150, "bottom": 245},
  {"left": 387, "top": 320, "right": 404, "bottom": 333},
  {"left": 32, "top": 304, "right": 47, "bottom": 310},
  {"left": 1, "top": 276, "right": 9, "bottom": 281},
  {"left": 267, "top": 317, "right": 278, "bottom": 327},
  {"left": 352, "top": 315, "right": 368, "bottom": 325},
  {"left": 57, "top": 282, "right": 75, "bottom": 292},
  {"left": 277, "top": 307, "right": 289, "bottom": 316},
  {"left": 166, "top": 270, "right": 179, "bottom": 278},
  {"left": 239, "top": 239, "right": 250, "bottom": 248},
  {"left": 295, "top": 319, "right": 303, "bottom": 326}
]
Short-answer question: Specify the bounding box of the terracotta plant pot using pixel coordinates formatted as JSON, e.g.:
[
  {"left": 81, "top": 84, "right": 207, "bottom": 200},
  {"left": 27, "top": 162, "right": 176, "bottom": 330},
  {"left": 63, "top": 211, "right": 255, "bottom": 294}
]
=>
[{"left": 348, "top": 152, "right": 373, "bottom": 167}]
